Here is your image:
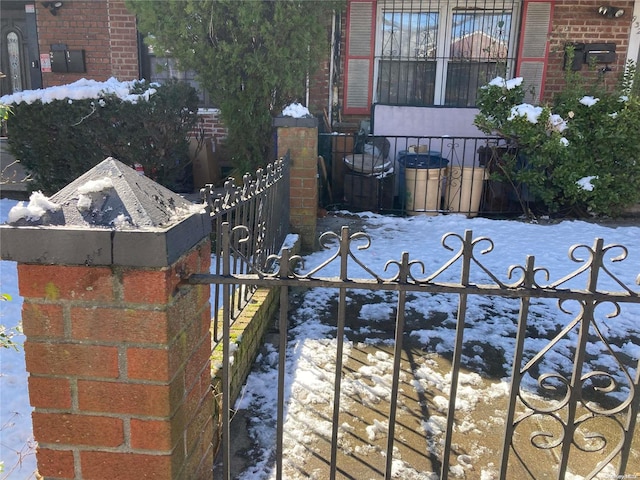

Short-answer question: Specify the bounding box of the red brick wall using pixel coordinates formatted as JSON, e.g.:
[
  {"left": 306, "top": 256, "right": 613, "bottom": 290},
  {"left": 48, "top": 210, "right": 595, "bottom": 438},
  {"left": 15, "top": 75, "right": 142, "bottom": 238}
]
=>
[
  {"left": 544, "top": 0, "right": 634, "bottom": 102},
  {"left": 37, "top": 0, "right": 139, "bottom": 87},
  {"left": 195, "top": 110, "right": 228, "bottom": 141},
  {"left": 107, "top": 0, "right": 140, "bottom": 81},
  {"left": 276, "top": 123, "right": 318, "bottom": 250},
  {"left": 35, "top": 1, "right": 231, "bottom": 144},
  {"left": 20, "top": 241, "right": 214, "bottom": 479},
  {"left": 308, "top": 57, "right": 331, "bottom": 123},
  {"left": 307, "top": 14, "right": 333, "bottom": 122}
]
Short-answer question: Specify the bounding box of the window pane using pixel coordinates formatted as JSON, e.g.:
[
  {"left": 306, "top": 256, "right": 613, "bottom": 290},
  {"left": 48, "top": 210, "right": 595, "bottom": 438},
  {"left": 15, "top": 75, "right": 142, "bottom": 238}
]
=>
[
  {"left": 381, "top": 12, "right": 438, "bottom": 59},
  {"left": 450, "top": 11, "right": 511, "bottom": 61},
  {"left": 148, "top": 56, "right": 213, "bottom": 108},
  {"left": 378, "top": 60, "right": 436, "bottom": 105},
  {"left": 378, "top": 11, "right": 438, "bottom": 106},
  {"left": 375, "top": 2, "right": 517, "bottom": 108},
  {"left": 7, "top": 32, "right": 23, "bottom": 93},
  {"left": 445, "top": 10, "right": 512, "bottom": 107},
  {"left": 141, "top": 39, "right": 214, "bottom": 109},
  {"left": 444, "top": 61, "right": 502, "bottom": 107}
]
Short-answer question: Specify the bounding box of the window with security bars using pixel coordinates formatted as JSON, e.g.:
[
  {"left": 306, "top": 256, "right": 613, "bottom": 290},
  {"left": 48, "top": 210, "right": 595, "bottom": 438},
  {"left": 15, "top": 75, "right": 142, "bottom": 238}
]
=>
[{"left": 375, "top": 0, "right": 518, "bottom": 107}]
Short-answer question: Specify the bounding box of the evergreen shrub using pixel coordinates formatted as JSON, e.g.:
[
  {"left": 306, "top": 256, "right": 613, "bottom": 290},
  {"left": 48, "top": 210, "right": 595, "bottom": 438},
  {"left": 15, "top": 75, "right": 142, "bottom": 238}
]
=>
[
  {"left": 2, "top": 78, "right": 199, "bottom": 194},
  {"left": 127, "top": 0, "right": 341, "bottom": 174}
]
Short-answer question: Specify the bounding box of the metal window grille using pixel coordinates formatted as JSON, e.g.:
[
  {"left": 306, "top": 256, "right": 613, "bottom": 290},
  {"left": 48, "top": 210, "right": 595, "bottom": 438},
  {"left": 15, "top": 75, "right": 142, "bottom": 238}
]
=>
[{"left": 376, "top": 0, "right": 519, "bottom": 107}]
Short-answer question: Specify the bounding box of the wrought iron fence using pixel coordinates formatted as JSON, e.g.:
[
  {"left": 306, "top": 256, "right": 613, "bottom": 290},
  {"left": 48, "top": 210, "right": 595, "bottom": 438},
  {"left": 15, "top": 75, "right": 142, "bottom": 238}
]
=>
[
  {"left": 189, "top": 223, "right": 640, "bottom": 480},
  {"left": 319, "top": 132, "right": 527, "bottom": 217},
  {"left": 200, "top": 151, "right": 290, "bottom": 343}
]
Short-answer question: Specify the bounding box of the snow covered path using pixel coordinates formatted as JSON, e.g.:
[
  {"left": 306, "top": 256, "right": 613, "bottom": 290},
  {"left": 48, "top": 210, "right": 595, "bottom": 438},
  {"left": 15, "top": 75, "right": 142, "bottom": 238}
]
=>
[{"left": 222, "top": 212, "right": 640, "bottom": 480}]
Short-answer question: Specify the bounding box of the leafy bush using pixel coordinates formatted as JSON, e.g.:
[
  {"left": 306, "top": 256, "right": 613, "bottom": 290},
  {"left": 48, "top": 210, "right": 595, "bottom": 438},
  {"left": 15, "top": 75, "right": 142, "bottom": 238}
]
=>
[
  {"left": 0, "top": 293, "right": 21, "bottom": 351},
  {"left": 2, "top": 78, "right": 199, "bottom": 194},
  {"left": 474, "top": 61, "right": 640, "bottom": 217}
]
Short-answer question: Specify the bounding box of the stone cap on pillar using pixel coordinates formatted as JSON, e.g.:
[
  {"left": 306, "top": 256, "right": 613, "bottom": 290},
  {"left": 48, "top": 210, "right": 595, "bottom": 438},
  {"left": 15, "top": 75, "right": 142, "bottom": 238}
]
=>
[
  {"left": 272, "top": 116, "right": 318, "bottom": 128},
  {"left": 0, "top": 157, "right": 211, "bottom": 267}
]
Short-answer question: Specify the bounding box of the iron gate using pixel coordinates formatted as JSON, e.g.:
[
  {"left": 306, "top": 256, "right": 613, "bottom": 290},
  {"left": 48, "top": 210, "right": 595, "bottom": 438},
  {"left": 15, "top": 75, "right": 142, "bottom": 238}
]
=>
[{"left": 189, "top": 223, "right": 640, "bottom": 480}]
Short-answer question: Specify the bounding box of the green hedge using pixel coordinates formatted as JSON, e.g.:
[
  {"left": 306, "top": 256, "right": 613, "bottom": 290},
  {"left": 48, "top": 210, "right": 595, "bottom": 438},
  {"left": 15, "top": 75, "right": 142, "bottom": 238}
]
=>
[{"left": 4, "top": 79, "right": 199, "bottom": 194}]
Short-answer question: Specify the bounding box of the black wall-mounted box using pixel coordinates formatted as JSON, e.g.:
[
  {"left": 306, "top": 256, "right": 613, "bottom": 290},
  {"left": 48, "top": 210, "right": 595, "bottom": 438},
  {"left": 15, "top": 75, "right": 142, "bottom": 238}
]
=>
[
  {"left": 50, "top": 43, "right": 67, "bottom": 73},
  {"left": 565, "top": 43, "right": 585, "bottom": 71},
  {"left": 49, "top": 44, "right": 86, "bottom": 73},
  {"left": 584, "top": 43, "right": 616, "bottom": 64},
  {"left": 66, "top": 50, "right": 86, "bottom": 73}
]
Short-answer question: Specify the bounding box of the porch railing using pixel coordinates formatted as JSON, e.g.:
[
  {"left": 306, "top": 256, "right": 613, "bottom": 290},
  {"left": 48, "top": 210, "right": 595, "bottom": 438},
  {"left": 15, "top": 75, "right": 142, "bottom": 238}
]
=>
[
  {"left": 319, "top": 132, "right": 526, "bottom": 217},
  {"left": 200, "top": 151, "right": 290, "bottom": 343}
]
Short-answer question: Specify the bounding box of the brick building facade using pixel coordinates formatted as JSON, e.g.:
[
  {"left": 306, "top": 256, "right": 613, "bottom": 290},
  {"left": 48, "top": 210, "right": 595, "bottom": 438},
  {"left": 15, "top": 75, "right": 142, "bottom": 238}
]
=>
[
  {"left": 317, "top": 0, "right": 640, "bottom": 133},
  {"left": 1, "top": 0, "right": 639, "bottom": 139},
  {"left": 544, "top": 0, "right": 637, "bottom": 100},
  {"left": 0, "top": 0, "right": 224, "bottom": 139},
  {"left": 35, "top": 1, "right": 138, "bottom": 88}
]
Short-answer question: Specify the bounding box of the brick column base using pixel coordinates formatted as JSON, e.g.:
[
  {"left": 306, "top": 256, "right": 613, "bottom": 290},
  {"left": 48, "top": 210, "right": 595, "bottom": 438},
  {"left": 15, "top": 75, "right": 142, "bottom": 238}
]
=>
[
  {"left": 19, "top": 239, "right": 213, "bottom": 479},
  {"left": 274, "top": 116, "right": 318, "bottom": 251},
  {"left": 1, "top": 158, "right": 215, "bottom": 479}
]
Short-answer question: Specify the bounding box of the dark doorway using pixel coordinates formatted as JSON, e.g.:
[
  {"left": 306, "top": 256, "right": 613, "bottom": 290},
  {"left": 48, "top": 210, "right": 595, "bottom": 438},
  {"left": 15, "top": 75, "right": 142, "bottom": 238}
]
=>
[{"left": 1, "top": 1, "right": 42, "bottom": 97}]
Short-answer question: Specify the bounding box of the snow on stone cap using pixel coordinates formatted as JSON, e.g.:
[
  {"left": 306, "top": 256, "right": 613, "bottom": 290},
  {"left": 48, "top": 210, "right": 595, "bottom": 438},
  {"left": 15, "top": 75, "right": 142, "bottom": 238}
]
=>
[
  {"left": 7, "top": 192, "right": 60, "bottom": 224},
  {"left": 77, "top": 177, "right": 114, "bottom": 195},
  {"left": 6, "top": 158, "right": 206, "bottom": 230},
  {"left": 282, "top": 103, "right": 312, "bottom": 118}
]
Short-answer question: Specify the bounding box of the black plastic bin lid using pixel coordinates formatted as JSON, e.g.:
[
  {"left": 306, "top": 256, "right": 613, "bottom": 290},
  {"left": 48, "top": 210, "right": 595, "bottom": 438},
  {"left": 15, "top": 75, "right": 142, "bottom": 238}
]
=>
[{"left": 398, "top": 150, "right": 449, "bottom": 169}]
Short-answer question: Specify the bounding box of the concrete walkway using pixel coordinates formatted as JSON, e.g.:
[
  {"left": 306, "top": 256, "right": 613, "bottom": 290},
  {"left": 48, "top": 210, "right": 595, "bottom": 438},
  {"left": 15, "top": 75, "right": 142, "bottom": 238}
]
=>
[{"left": 218, "top": 322, "right": 640, "bottom": 479}]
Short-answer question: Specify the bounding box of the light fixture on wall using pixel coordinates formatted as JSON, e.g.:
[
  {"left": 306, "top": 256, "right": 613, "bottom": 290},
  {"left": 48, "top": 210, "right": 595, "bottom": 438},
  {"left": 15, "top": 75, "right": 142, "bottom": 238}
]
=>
[
  {"left": 42, "top": 1, "right": 64, "bottom": 16},
  {"left": 598, "top": 5, "right": 624, "bottom": 18}
]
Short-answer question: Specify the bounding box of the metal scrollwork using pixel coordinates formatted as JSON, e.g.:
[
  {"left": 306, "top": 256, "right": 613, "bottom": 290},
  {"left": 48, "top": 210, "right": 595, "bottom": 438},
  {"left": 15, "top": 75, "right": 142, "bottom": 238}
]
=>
[
  {"left": 547, "top": 240, "right": 635, "bottom": 294},
  {"left": 415, "top": 230, "right": 507, "bottom": 286},
  {"left": 200, "top": 157, "right": 285, "bottom": 215},
  {"left": 290, "top": 227, "right": 383, "bottom": 281},
  {"left": 528, "top": 413, "right": 566, "bottom": 450},
  {"left": 384, "top": 253, "right": 427, "bottom": 283},
  {"left": 229, "top": 224, "right": 251, "bottom": 249},
  {"left": 507, "top": 256, "right": 550, "bottom": 288},
  {"left": 191, "top": 217, "right": 640, "bottom": 478}
]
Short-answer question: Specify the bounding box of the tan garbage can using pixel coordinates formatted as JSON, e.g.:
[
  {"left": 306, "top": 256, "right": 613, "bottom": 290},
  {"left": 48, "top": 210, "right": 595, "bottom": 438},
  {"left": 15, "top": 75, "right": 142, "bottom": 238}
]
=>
[
  {"left": 399, "top": 151, "right": 448, "bottom": 216},
  {"left": 405, "top": 167, "right": 446, "bottom": 216},
  {"left": 446, "top": 166, "right": 487, "bottom": 217}
]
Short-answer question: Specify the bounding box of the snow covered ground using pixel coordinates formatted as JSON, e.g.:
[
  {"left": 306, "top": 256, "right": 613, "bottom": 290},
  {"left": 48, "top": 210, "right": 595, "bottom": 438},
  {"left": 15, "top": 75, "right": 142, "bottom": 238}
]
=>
[
  {"left": 228, "top": 212, "right": 640, "bottom": 479},
  {"left": 0, "top": 199, "right": 38, "bottom": 479},
  {"left": 1, "top": 198, "right": 639, "bottom": 479}
]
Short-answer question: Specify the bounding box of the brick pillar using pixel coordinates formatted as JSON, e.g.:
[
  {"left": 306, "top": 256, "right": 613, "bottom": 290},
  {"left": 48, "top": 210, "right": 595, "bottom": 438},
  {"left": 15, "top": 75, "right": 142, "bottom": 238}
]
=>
[
  {"left": 0, "top": 158, "right": 214, "bottom": 480},
  {"left": 274, "top": 116, "right": 318, "bottom": 251}
]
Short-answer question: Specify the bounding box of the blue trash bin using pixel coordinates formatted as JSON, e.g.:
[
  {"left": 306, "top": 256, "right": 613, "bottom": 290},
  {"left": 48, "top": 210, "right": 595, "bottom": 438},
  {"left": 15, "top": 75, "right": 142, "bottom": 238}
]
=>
[{"left": 398, "top": 151, "right": 449, "bottom": 215}]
